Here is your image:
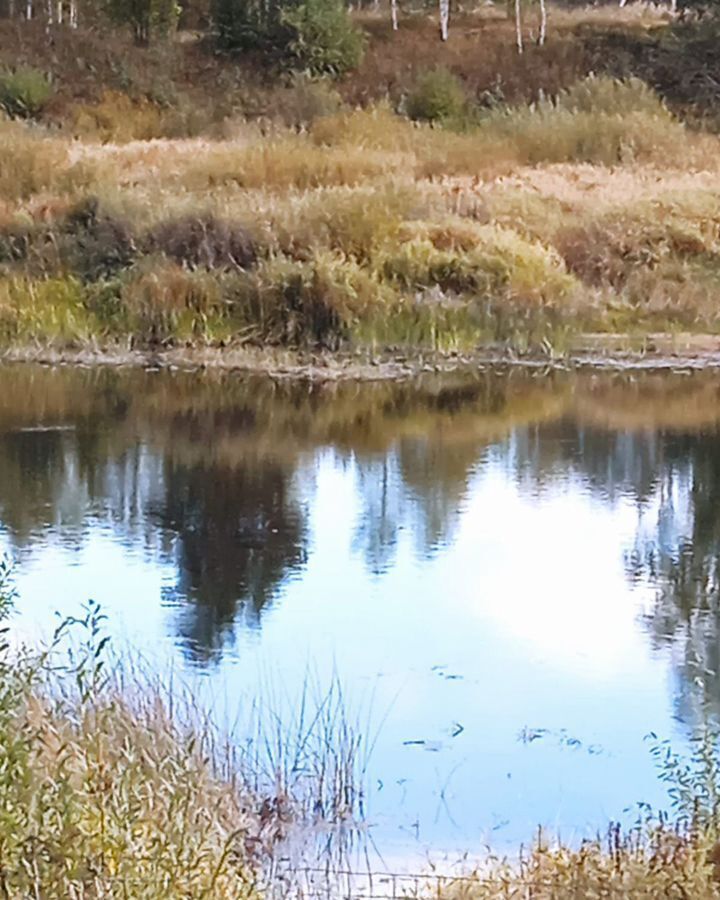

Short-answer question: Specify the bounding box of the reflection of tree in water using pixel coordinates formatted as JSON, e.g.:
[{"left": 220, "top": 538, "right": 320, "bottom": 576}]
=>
[
  {"left": 351, "top": 377, "right": 548, "bottom": 572},
  {"left": 352, "top": 440, "right": 475, "bottom": 574},
  {"left": 352, "top": 453, "right": 407, "bottom": 575},
  {"left": 510, "top": 421, "right": 662, "bottom": 506},
  {"left": 626, "top": 434, "right": 720, "bottom": 727},
  {"left": 492, "top": 421, "right": 720, "bottom": 728},
  {"left": 5, "top": 363, "right": 720, "bottom": 693},
  {"left": 157, "top": 458, "right": 306, "bottom": 664},
  {"left": 0, "top": 424, "right": 307, "bottom": 665}
]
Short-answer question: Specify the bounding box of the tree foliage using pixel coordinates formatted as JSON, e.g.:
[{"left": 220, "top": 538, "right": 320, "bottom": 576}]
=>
[
  {"left": 104, "top": 0, "right": 181, "bottom": 44},
  {"left": 214, "top": 0, "right": 364, "bottom": 76}
]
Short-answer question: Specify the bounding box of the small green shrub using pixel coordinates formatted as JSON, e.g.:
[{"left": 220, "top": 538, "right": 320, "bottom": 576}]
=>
[
  {"left": 281, "top": 0, "right": 366, "bottom": 76},
  {"left": 0, "top": 276, "right": 95, "bottom": 343},
  {"left": 406, "top": 68, "right": 467, "bottom": 124},
  {"left": 0, "top": 67, "right": 53, "bottom": 119},
  {"left": 214, "top": 0, "right": 364, "bottom": 77}
]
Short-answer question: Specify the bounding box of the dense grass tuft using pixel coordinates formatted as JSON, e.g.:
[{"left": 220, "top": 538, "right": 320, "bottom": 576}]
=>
[{"left": 0, "top": 573, "right": 265, "bottom": 899}]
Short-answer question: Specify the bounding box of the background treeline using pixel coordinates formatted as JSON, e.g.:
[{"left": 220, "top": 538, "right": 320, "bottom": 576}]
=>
[
  {"left": 0, "top": 0, "right": 718, "bottom": 77},
  {"left": 2, "top": 0, "right": 720, "bottom": 134}
]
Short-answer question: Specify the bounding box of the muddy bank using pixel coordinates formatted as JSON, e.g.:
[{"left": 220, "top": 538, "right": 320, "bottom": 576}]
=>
[{"left": 4, "top": 334, "right": 720, "bottom": 381}]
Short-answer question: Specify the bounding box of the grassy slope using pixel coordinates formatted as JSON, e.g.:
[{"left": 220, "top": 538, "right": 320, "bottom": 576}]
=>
[{"left": 1, "top": 10, "right": 720, "bottom": 358}]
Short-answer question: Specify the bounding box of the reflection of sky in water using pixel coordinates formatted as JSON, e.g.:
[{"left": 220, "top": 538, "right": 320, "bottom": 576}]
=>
[
  {"left": 4, "top": 365, "right": 720, "bottom": 867},
  {"left": 0, "top": 432, "right": 688, "bottom": 862}
]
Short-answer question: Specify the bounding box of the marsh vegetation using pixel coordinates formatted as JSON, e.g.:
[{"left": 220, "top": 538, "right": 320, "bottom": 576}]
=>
[{"left": 2, "top": 3, "right": 720, "bottom": 358}]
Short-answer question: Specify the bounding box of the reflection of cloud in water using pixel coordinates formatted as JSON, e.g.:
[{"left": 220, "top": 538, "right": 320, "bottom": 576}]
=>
[{"left": 445, "top": 466, "right": 657, "bottom": 679}]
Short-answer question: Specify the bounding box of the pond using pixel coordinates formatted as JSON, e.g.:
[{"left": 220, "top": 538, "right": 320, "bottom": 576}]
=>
[{"left": 1, "top": 362, "right": 719, "bottom": 867}]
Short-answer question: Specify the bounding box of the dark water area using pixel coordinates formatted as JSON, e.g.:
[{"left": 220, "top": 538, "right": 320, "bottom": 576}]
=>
[{"left": 2, "top": 362, "right": 720, "bottom": 863}]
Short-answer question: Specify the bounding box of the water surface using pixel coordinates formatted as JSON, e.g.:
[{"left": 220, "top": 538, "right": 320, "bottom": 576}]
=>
[{"left": 2, "top": 363, "right": 720, "bottom": 863}]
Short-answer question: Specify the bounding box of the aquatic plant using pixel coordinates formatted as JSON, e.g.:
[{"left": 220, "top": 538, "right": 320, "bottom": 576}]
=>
[{"left": 0, "top": 564, "right": 370, "bottom": 897}]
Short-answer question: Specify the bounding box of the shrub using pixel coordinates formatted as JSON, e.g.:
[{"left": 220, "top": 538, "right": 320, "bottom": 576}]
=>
[
  {"left": 247, "top": 253, "right": 385, "bottom": 347},
  {"left": 0, "top": 67, "right": 53, "bottom": 120},
  {"left": 57, "top": 198, "right": 138, "bottom": 281},
  {"left": 555, "top": 200, "right": 720, "bottom": 288},
  {"left": 70, "top": 91, "right": 166, "bottom": 142},
  {"left": 272, "top": 75, "right": 344, "bottom": 129},
  {"left": 281, "top": 0, "right": 365, "bottom": 76},
  {"left": 283, "top": 184, "right": 420, "bottom": 260},
  {"left": 214, "top": 0, "right": 364, "bottom": 76},
  {"left": 147, "top": 214, "right": 257, "bottom": 270},
  {"left": 406, "top": 68, "right": 467, "bottom": 124},
  {"left": 311, "top": 104, "right": 418, "bottom": 152},
  {"left": 0, "top": 199, "right": 136, "bottom": 281},
  {"left": 0, "top": 573, "right": 264, "bottom": 899},
  {"left": 0, "top": 276, "right": 95, "bottom": 343},
  {"left": 381, "top": 219, "right": 578, "bottom": 306},
  {"left": 119, "top": 262, "right": 230, "bottom": 342},
  {"left": 177, "top": 139, "right": 398, "bottom": 191},
  {"left": 558, "top": 74, "right": 672, "bottom": 117}
]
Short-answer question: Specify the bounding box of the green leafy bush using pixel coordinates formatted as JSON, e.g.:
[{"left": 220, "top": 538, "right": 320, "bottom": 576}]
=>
[
  {"left": 214, "top": 0, "right": 364, "bottom": 76},
  {"left": 406, "top": 67, "right": 466, "bottom": 123},
  {"left": 0, "top": 67, "right": 53, "bottom": 119},
  {"left": 281, "top": 0, "right": 365, "bottom": 76}
]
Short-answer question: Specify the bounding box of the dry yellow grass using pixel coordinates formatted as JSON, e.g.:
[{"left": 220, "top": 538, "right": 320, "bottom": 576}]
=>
[
  {"left": 3, "top": 77, "right": 720, "bottom": 350},
  {"left": 436, "top": 830, "right": 720, "bottom": 899}
]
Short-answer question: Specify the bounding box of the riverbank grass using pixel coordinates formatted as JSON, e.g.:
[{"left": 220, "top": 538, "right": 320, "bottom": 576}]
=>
[
  {"left": 2, "top": 75, "right": 720, "bottom": 354},
  {"left": 0, "top": 582, "right": 265, "bottom": 897}
]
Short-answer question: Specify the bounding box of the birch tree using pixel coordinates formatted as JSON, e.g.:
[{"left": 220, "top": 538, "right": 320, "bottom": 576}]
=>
[
  {"left": 514, "top": 0, "right": 522, "bottom": 54},
  {"left": 439, "top": 0, "right": 448, "bottom": 41},
  {"left": 391, "top": 0, "right": 397, "bottom": 31}
]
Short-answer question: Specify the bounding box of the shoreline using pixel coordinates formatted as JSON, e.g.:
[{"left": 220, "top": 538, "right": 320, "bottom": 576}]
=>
[{"left": 4, "top": 333, "right": 720, "bottom": 381}]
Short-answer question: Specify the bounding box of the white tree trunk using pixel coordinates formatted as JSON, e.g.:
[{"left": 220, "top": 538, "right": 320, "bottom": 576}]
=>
[
  {"left": 439, "top": 0, "right": 449, "bottom": 40},
  {"left": 618, "top": 0, "right": 627, "bottom": 8},
  {"left": 538, "top": 0, "right": 546, "bottom": 45},
  {"left": 391, "top": 0, "right": 398, "bottom": 29},
  {"left": 25, "top": 0, "right": 32, "bottom": 19},
  {"left": 56, "top": 0, "right": 63, "bottom": 23},
  {"left": 69, "top": 0, "right": 76, "bottom": 27},
  {"left": 514, "top": 0, "right": 523, "bottom": 53}
]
